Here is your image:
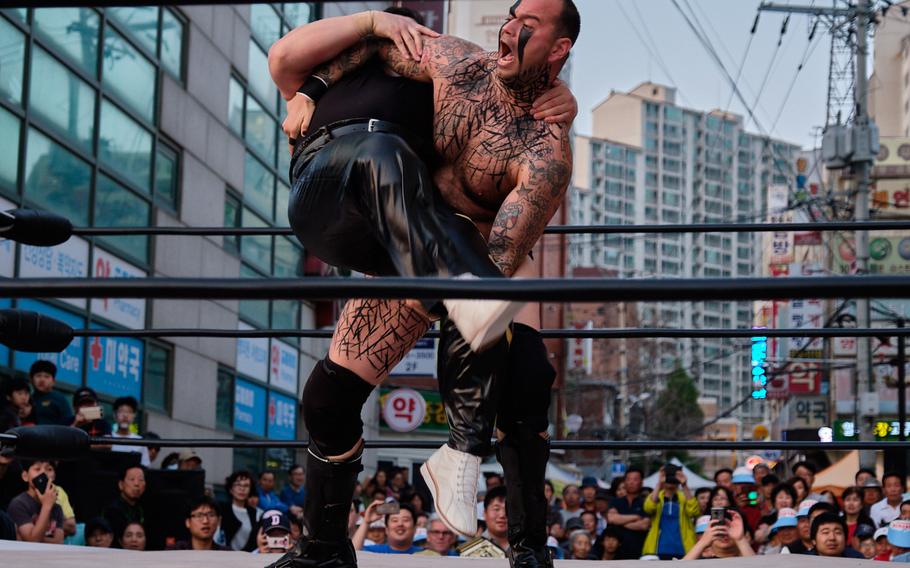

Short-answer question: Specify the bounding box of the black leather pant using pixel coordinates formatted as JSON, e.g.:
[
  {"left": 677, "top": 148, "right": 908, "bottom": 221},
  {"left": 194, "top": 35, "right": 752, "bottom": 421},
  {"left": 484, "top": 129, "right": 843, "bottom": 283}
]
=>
[{"left": 289, "top": 131, "right": 501, "bottom": 280}]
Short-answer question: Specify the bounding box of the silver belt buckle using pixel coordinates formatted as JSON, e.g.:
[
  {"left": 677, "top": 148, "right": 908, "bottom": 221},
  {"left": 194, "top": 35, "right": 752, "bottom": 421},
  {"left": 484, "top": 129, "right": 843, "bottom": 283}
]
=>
[{"left": 367, "top": 118, "right": 379, "bottom": 132}]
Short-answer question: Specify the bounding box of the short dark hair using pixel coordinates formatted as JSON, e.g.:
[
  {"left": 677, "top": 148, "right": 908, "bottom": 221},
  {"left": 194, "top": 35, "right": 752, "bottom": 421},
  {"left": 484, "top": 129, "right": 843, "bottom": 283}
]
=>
[
  {"left": 882, "top": 471, "right": 905, "bottom": 486},
  {"left": 484, "top": 485, "right": 508, "bottom": 510},
  {"left": 794, "top": 461, "right": 817, "bottom": 475},
  {"left": 810, "top": 512, "right": 846, "bottom": 542},
  {"left": 186, "top": 494, "right": 220, "bottom": 517},
  {"left": 288, "top": 464, "right": 304, "bottom": 476},
  {"left": 808, "top": 501, "right": 837, "bottom": 518},
  {"left": 600, "top": 525, "right": 624, "bottom": 543},
  {"left": 384, "top": 6, "right": 426, "bottom": 26},
  {"left": 119, "top": 464, "right": 146, "bottom": 481},
  {"left": 626, "top": 467, "right": 644, "bottom": 478},
  {"left": 3, "top": 376, "right": 29, "bottom": 397},
  {"left": 260, "top": 469, "right": 275, "bottom": 480},
  {"left": 144, "top": 431, "right": 161, "bottom": 451},
  {"left": 714, "top": 468, "right": 733, "bottom": 481},
  {"left": 902, "top": 499, "right": 910, "bottom": 509},
  {"left": 85, "top": 516, "right": 113, "bottom": 537},
  {"left": 226, "top": 469, "right": 253, "bottom": 489},
  {"left": 770, "top": 483, "right": 798, "bottom": 507},
  {"left": 580, "top": 510, "right": 597, "bottom": 521},
  {"left": 113, "top": 396, "right": 138, "bottom": 412},
  {"left": 695, "top": 487, "right": 712, "bottom": 497},
  {"left": 855, "top": 467, "right": 876, "bottom": 482},
  {"left": 29, "top": 360, "right": 56, "bottom": 378},
  {"left": 761, "top": 474, "right": 780, "bottom": 487},
  {"left": 562, "top": 484, "right": 579, "bottom": 496},
  {"left": 556, "top": 0, "right": 581, "bottom": 45},
  {"left": 385, "top": 502, "right": 416, "bottom": 525}
]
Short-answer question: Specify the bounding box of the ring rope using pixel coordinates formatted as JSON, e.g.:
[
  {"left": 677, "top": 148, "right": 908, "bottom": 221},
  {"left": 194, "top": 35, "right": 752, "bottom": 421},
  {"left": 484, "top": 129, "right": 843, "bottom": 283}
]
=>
[{"left": 3, "top": 275, "right": 909, "bottom": 302}]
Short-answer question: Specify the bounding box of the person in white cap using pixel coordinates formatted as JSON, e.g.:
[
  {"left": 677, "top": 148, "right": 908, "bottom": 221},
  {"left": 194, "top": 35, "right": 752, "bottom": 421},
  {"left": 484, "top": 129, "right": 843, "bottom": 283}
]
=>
[
  {"left": 874, "top": 526, "right": 892, "bottom": 560},
  {"left": 888, "top": 519, "right": 910, "bottom": 562},
  {"left": 762, "top": 507, "right": 799, "bottom": 555}
]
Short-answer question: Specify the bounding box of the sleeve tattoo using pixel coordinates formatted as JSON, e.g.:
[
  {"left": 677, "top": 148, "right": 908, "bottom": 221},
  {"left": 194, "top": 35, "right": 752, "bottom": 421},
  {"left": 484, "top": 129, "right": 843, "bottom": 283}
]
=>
[{"left": 488, "top": 140, "right": 572, "bottom": 277}]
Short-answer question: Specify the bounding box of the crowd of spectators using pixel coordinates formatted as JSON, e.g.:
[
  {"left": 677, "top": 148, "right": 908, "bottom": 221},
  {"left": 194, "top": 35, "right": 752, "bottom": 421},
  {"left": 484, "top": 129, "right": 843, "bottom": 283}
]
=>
[{"left": 3, "top": 361, "right": 910, "bottom": 562}]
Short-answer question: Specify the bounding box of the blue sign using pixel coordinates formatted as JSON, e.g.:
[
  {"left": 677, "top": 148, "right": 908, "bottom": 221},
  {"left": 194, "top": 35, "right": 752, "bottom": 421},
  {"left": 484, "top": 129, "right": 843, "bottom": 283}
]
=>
[
  {"left": 751, "top": 329, "right": 769, "bottom": 400},
  {"left": 86, "top": 323, "right": 143, "bottom": 399},
  {"left": 0, "top": 298, "right": 10, "bottom": 366},
  {"left": 611, "top": 461, "right": 627, "bottom": 477},
  {"left": 234, "top": 379, "right": 266, "bottom": 436},
  {"left": 267, "top": 390, "right": 297, "bottom": 440},
  {"left": 13, "top": 300, "right": 84, "bottom": 387}
]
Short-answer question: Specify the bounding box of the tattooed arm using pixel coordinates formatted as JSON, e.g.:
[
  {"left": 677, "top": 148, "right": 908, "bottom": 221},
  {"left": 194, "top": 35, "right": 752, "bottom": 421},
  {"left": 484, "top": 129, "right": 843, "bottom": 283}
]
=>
[
  {"left": 268, "top": 10, "right": 437, "bottom": 100},
  {"left": 487, "top": 129, "right": 572, "bottom": 277}
]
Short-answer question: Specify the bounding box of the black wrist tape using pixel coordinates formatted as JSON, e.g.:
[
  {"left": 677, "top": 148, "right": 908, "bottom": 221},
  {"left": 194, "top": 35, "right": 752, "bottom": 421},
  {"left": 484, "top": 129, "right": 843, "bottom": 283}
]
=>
[{"left": 297, "top": 75, "right": 328, "bottom": 102}]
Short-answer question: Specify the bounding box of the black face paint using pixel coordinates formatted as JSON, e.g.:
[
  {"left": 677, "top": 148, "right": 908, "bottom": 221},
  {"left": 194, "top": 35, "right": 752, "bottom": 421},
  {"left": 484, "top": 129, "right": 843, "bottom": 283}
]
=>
[
  {"left": 517, "top": 25, "right": 533, "bottom": 66},
  {"left": 499, "top": 0, "right": 521, "bottom": 51}
]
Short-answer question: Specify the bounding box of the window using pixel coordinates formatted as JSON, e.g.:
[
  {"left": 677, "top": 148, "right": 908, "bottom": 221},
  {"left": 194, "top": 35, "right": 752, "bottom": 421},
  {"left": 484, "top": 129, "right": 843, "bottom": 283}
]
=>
[
  {"left": 102, "top": 28, "right": 156, "bottom": 122},
  {"left": 0, "top": 17, "right": 25, "bottom": 106},
  {"left": 228, "top": 77, "right": 245, "bottom": 136},
  {"left": 250, "top": 4, "right": 281, "bottom": 49},
  {"left": 94, "top": 174, "right": 151, "bottom": 262},
  {"left": 216, "top": 368, "right": 234, "bottom": 431},
  {"left": 245, "top": 95, "right": 278, "bottom": 165},
  {"left": 224, "top": 191, "right": 241, "bottom": 254},
  {"left": 239, "top": 266, "right": 270, "bottom": 328},
  {"left": 159, "top": 9, "right": 184, "bottom": 79},
  {"left": 99, "top": 100, "right": 153, "bottom": 192},
  {"left": 154, "top": 143, "right": 179, "bottom": 210},
  {"left": 24, "top": 128, "right": 91, "bottom": 226},
  {"left": 29, "top": 47, "right": 96, "bottom": 153},
  {"left": 143, "top": 342, "right": 171, "bottom": 412},
  {"left": 0, "top": 107, "right": 20, "bottom": 190},
  {"left": 241, "top": 207, "right": 272, "bottom": 272},
  {"left": 108, "top": 6, "right": 159, "bottom": 54}
]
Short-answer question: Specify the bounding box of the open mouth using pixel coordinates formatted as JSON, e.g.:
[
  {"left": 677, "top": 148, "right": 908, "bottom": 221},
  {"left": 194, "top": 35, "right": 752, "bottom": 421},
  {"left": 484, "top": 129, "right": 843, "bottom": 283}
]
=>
[{"left": 498, "top": 41, "right": 515, "bottom": 64}]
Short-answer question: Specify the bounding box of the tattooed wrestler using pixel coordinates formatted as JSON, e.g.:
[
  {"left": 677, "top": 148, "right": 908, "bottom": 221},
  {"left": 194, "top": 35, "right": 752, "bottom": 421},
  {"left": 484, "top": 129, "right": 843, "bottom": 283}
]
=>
[{"left": 266, "top": 2, "right": 578, "bottom": 567}]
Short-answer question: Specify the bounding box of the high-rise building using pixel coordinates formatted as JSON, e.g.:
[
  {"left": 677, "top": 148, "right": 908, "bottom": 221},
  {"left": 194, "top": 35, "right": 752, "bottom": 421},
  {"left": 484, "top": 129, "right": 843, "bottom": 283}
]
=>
[{"left": 570, "top": 82, "right": 800, "bottom": 430}]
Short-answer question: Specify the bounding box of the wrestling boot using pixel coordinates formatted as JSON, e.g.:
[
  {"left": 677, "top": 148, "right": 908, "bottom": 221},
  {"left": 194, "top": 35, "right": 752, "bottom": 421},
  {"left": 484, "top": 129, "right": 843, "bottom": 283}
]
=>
[
  {"left": 498, "top": 427, "right": 553, "bottom": 568},
  {"left": 266, "top": 446, "right": 361, "bottom": 568},
  {"left": 421, "top": 319, "right": 508, "bottom": 537},
  {"left": 443, "top": 275, "right": 524, "bottom": 352}
]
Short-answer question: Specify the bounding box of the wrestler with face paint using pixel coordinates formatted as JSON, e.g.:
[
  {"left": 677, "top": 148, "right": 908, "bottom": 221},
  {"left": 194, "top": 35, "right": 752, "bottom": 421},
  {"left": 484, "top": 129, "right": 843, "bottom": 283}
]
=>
[{"left": 270, "top": 2, "right": 580, "bottom": 567}]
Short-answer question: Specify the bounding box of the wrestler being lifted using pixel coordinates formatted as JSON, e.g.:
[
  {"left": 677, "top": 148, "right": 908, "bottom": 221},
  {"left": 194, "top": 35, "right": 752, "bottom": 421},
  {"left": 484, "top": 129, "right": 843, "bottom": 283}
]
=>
[{"left": 267, "top": 1, "right": 579, "bottom": 566}]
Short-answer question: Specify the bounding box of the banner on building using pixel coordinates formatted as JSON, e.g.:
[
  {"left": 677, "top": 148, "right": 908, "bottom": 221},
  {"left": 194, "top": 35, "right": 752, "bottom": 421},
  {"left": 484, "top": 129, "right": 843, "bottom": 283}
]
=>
[
  {"left": 764, "top": 184, "right": 794, "bottom": 268},
  {"left": 12, "top": 299, "right": 84, "bottom": 387},
  {"left": 391, "top": 336, "right": 437, "bottom": 377},
  {"left": 379, "top": 387, "right": 448, "bottom": 433},
  {"left": 90, "top": 248, "right": 147, "bottom": 329},
  {"left": 872, "top": 179, "right": 910, "bottom": 217},
  {"left": 237, "top": 322, "right": 268, "bottom": 381},
  {"left": 785, "top": 396, "right": 829, "bottom": 430},
  {"left": 568, "top": 320, "right": 593, "bottom": 375},
  {"left": 234, "top": 379, "right": 267, "bottom": 436},
  {"left": 269, "top": 339, "right": 298, "bottom": 393},
  {"left": 18, "top": 237, "right": 89, "bottom": 309},
  {"left": 86, "top": 325, "right": 144, "bottom": 400},
  {"left": 872, "top": 137, "right": 910, "bottom": 179},
  {"left": 267, "top": 390, "right": 297, "bottom": 440}
]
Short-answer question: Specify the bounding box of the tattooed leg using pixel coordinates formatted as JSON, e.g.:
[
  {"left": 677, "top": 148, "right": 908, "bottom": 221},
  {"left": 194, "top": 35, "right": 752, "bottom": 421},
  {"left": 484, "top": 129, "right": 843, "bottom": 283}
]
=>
[{"left": 329, "top": 298, "right": 431, "bottom": 384}]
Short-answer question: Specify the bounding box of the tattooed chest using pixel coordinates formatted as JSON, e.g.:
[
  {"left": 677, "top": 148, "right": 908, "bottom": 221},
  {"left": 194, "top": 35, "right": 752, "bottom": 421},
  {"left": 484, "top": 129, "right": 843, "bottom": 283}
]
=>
[{"left": 432, "top": 74, "right": 549, "bottom": 204}]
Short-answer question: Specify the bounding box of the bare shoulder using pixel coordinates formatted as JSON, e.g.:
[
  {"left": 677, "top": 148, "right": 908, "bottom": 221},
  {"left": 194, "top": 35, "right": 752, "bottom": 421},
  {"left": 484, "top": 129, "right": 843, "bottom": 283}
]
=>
[{"left": 424, "top": 34, "right": 484, "bottom": 69}]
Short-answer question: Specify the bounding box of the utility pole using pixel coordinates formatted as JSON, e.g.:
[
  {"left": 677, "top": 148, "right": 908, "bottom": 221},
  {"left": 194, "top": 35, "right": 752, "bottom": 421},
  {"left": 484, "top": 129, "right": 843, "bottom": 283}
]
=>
[{"left": 758, "top": 1, "right": 879, "bottom": 468}]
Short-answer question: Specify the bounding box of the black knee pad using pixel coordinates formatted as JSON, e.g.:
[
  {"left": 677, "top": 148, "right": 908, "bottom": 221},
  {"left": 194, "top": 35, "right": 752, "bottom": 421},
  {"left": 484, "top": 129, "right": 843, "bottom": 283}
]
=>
[
  {"left": 302, "top": 357, "right": 375, "bottom": 456},
  {"left": 498, "top": 324, "right": 555, "bottom": 434}
]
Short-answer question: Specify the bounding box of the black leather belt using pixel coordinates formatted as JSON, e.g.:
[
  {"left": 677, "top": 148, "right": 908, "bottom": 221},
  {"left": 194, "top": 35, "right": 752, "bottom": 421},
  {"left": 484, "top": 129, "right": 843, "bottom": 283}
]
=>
[{"left": 300, "top": 118, "right": 410, "bottom": 149}]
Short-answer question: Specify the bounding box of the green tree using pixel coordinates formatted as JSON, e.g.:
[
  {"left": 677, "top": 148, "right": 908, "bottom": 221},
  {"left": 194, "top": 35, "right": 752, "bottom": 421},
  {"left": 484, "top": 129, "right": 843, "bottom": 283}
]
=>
[{"left": 647, "top": 364, "right": 705, "bottom": 472}]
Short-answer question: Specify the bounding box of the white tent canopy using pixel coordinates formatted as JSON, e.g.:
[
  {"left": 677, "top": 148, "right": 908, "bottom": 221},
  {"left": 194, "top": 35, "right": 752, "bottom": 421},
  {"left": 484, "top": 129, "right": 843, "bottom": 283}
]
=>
[{"left": 642, "top": 458, "right": 714, "bottom": 490}]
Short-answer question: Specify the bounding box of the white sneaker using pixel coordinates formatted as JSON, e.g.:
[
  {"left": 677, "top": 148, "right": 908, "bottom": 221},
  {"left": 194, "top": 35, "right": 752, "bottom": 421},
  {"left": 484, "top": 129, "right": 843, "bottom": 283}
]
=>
[
  {"left": 420, "top": 444, "right": 481, "bottom": 537},
  {"left": 443, "top": 274, "right": 524, "bottom": 352}
]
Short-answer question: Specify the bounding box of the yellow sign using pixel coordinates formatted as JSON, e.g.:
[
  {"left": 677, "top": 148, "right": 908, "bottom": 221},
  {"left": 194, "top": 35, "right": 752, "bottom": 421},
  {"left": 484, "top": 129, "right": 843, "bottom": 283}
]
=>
[{"left": 873, "top": 138, "right": 910, "bottom": 179}]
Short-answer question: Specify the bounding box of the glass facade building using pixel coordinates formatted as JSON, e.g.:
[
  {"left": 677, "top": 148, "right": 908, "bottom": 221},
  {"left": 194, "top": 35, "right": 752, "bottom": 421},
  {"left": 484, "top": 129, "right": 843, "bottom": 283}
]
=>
[{"left": 0, "top": 3, "right": 319, "bottom": 480}]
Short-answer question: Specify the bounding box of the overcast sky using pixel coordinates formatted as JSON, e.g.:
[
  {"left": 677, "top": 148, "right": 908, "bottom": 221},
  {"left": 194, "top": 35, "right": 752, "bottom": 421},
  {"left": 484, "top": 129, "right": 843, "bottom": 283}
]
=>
[{"left": 570, "top": 0, "right": 834, "bottom": 149}]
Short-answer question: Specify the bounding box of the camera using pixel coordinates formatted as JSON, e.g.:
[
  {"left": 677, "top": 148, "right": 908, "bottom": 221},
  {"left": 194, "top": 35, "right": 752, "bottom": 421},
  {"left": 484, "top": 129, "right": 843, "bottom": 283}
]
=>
[
  {"left": 710, "top": 507, "right": 728, "bottom": 526},
  {"left": 32, "top": 472, "right": 49, "bottom": 495},
  {"left": 80, "top": 406, "right": 103, "bottom": 421},
  {"left": 375, "top": 501, "right": 400, "bottom": 515},
  {"left": 266, "top": 535, "right": 290, "bottom": 551},
  {"left": 663, "top": 464, "right": 679, "bottom": 481}
]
